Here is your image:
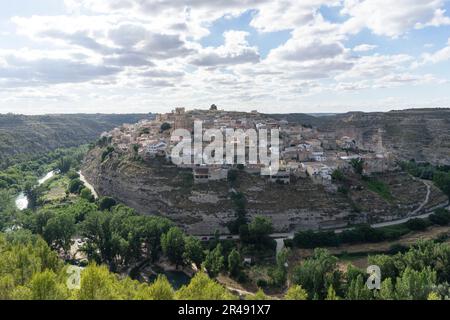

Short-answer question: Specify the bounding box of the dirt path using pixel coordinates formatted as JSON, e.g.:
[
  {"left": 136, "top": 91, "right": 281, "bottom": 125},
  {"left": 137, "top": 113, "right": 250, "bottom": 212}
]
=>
[{"left": 408, "top": 179, "right": 431, "bottom": 217}]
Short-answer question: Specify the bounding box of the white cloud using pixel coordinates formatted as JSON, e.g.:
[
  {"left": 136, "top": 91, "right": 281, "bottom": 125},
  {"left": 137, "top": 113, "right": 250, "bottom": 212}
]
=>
[
  {"left": 341, "top": 0, "right": 450, "bottom": 37},
  {"left": 421, "top": 38, "right": 450, "bottom": 65},
  {"left": 190, "top": 30, "right": 260, "bottom": 66},
  {"left": 0, "top": 0, "right": 448, "bottom": 113},
  {"left": 353, "top": 44, "right": 377, "bottom": 52}
]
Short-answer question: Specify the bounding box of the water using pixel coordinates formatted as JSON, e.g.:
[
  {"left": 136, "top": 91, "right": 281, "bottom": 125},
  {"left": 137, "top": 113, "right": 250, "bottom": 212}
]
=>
[
  {"left": 149, "top": 271, "right": 191, "bottom": 290},
  {"left": 15, "top": 192, "right": 29, "bottom": 210},
  {"left": 15, "top": 170, "right": 55, "bottom": 210}
]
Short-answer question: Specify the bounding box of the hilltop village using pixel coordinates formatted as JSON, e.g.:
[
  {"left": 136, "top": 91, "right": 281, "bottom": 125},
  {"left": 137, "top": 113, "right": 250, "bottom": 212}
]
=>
[{"left": 100, "top": 106, "right": 396, "bottom": 187}]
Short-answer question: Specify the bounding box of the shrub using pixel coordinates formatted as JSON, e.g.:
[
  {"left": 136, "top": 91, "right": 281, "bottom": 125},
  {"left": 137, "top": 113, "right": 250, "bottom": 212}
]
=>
[
  {"left": 80, "top": 188, "right": 95, "bottom": 202},
  {"left": 429, "top": 209, "right": 450, "bottom": 226},
  {"left": 67, "top": 170, "right": 80, "bottom": 180},
  {"left": 406, "top": 218, "right": 429, "bottom": 231},
  {"left": 98, "top": 197, "right": 117, "bottom": 211},
  {"left": 68, "top": 179, "right": 84, "bottom": 194}
]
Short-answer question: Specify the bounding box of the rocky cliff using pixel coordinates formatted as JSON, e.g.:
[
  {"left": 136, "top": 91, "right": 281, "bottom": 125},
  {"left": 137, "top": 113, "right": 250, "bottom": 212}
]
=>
[
  {"left": 82, "top": 149, "right": 446, "bottom": 235},
  {"left": 273, "top": 109, "right": 450, "bottom": 165}
]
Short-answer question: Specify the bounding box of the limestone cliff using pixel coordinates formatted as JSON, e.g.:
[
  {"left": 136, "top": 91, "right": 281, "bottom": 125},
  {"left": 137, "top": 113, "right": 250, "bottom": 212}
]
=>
[{"left": 82, "top": 149, "right": 446, "bottom": 235}]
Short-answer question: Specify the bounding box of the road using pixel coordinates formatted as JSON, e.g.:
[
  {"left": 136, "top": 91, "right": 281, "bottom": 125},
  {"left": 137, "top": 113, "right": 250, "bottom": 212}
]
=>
[
  {"left": 78, "top": 171, "right": 99, "bottom": 199},
  {"left": 196, "top": 178, "right": 449, "bottom": 255},
  {"left": 408, "top": 180, "right": 431, "bottom": 217}
]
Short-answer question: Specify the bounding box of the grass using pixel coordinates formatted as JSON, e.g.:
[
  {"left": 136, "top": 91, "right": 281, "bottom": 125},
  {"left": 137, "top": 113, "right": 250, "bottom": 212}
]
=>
[{"left": 365, "top": 178, "right": 393, "bottom": 201}]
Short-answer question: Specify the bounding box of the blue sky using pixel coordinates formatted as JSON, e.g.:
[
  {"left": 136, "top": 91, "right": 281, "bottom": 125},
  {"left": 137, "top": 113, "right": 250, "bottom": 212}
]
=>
[{"left": 0, "top": 0, "right": 450, "bottom": 114}]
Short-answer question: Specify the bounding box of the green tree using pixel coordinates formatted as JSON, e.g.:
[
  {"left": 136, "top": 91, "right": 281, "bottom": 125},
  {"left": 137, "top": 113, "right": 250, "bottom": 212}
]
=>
[
  {"left": 269, "top": 248, "right": 288, "bottom": 287},
  {"left": 161, "top": 227, "right": 186, "bottom": 267},
  {"left": 325, "top": 285, "right": 340, "bottom": 300},
  {"left": 183, "top": 236, "right": 204, "bottom": 267},
  {"left": 378, "top": 278, "right": 395, "bottom": 300},
  {"left": 143, "top": 275, "right": 175, "bottom": 300},
  {"left": 24, "top": 183, "right": 43, "bottom": 210},
  {"left": 98, "top": 196, "right": 117, "bottom": 211},
  {"left": 56, "top": 157, "right": 72, "bottom": 174},
  {"left": 28, "top": 270, "right": 68, "bottom": 300},
  {"left": 80, "top": 188, "right": 95, "bottom": 202},
  {"left": 227, "top": 249, "right": 242, "bottom": 278},
  {"left": 284, "top": 285, "right": 308, "bottom": 300},
  {"left": 160, "top": 123, "right": 172, "bottom": 132},
  {"left": 292, "top": 249, "right": 341, "bottom": 300},
  {"left": 203, "top": 244, "right": 225, "bottom": 278},
  {"left": 77, "top": 264, "right": 122, "bottom": 300},
  {"left": 175, "top": 272, "right": 234, "bottom": 300},
  {"left": 247, "top": 216, "right": 273, "bottom": 247},
  {"left": 43, "top": 213, "right": 76, "bottom": 253},
  {"left": 68, "top": 179, "right": 84, "bottom": 194},
  {"left": 395, "top": 267, "right": 436, "bottom": 300},
  {"left": 346, "top": 274, "right": 373, "bottom": 300}
]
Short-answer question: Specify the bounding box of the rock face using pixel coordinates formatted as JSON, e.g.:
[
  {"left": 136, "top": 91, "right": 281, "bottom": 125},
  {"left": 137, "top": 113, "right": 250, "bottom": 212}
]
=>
[
  {"left": 82, "top": 149, "right": 447, "bottom": 235},
  {"left": 273, "top": 109, "right": 450, "bottom": 165}
]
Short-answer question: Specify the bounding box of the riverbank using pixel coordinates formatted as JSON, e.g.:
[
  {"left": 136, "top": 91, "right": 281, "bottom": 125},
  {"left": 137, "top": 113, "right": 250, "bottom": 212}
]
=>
[{"left": 14, "top": 170, "right": 55, "bottom": 210}]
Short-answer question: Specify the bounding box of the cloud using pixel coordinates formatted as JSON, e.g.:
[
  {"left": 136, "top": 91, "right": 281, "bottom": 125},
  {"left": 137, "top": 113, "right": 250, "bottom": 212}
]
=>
[
  {"left": 0, "top": 51, "right": 120, "bottom": 87},
  {"left": 420, "top": 38, "right": 450, "bottom": 65},
  {"left": 190, "top": 30, "right": 260, "bottom": 66},
  {"left": 341, "top": 0, "right": 450, "bottom": 37},
  {"left": 353, "top": 44, "right": 377, "bottom": 52},
  {"left": 270, "top": 39, "right": 344, "bottom": 62}
]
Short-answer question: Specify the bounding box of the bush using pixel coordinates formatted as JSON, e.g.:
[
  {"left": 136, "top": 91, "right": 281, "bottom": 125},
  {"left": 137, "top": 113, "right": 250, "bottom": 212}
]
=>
[
  {"left": 98, "top": 197, "right": 117, "bottom": 211},
  {"left": 68, "top": 179, "right": 84, "bottom": 194},
  {"left": 429, "top": 209, "right": 450, "bottom": 226},
  {"left": 80, "top": 188, "right": 95, "bottom": 202},
  {"left": 294, "top": 230, "right": 340, "bottom": 248},
  {"left": 256, "top": 279, "right": 268, "bottom": 288},
  {"left": 160, "top": 123, "right": 171, "bottom": 132},
  {"left": 406, "top": 218, "right": 429, "bottom": 231},
  {"left": 67, "top": 170, "right": 80, "bottom": 180}
]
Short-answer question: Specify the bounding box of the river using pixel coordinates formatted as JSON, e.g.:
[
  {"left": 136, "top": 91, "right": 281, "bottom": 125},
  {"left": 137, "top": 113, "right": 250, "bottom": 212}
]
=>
[{"left": 15, "top": 171, "right": 55, "bottom": 210}]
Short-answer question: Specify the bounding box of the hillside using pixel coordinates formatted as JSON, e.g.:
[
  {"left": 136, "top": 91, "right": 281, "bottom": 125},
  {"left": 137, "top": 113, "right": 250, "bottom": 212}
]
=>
[
  {"left": 272, "top": 108, "right": 450, "bottom": 165},
  {"left": 0, "top": 113, "right": 153, "bottom": 166}
]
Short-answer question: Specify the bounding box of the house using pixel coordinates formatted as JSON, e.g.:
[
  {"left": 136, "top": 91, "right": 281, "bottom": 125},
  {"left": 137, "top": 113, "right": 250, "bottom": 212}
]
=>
[
  {"left": 269, "top": 168, "right": 291, "bottom": 184},
  {"left": 312, "top": 150, "right": 326, "bottom": 162},
  {"left": 193, "top": 167, "right": 210, "bottom": 183},
  {"left": 147, "top": 141, "right": 168, "bottom": 157},
  {"left": 209, "top": 167, "right": 229, "bottom": 181},
  {"left": 305, "top": 163, "right": 332, "bottom": 185}
]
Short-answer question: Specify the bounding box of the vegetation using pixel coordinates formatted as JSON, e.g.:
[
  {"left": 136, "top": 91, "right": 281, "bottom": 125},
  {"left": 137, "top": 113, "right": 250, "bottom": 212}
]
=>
[
  {"left": 0, "top": 114, "right": 151, "bottom": 168},
  {"left": 2, "top": 145, "right": 450, "bottom": 300},
  {"left": 350, "top": 158, "right": 364, "bottom": 175},
  {"left": 402, "top": 161, "right": 450, "bottom": 199},
  {"left": 160, "top": 123, "right": 172, "bottom": 132},
  {"left": 293, "top": 209, "right": 450, "bottom": 249},
  {"left": 364, "top": 177, "right": 393, "bottom": 201}
]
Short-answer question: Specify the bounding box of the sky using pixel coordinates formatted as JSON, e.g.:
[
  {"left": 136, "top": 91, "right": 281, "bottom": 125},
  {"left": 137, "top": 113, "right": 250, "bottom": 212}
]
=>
[{"left": 0, "top": 0, "right": 450, "bottom": 114}]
